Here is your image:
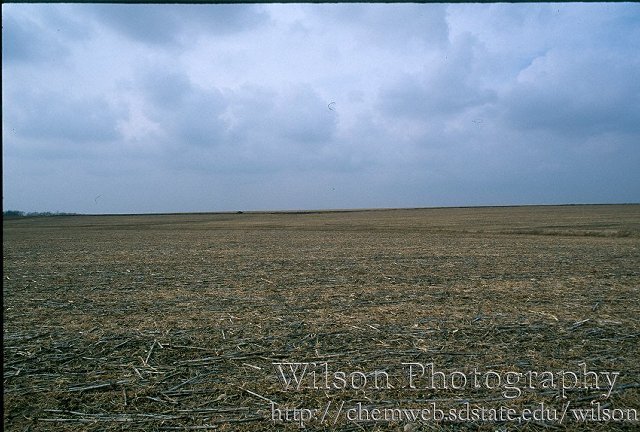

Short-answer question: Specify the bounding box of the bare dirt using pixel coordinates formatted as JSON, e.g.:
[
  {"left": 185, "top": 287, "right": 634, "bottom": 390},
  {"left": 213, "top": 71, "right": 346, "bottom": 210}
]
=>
[{"left": 3, "top": 205, "right": 639, "bottom": 431}]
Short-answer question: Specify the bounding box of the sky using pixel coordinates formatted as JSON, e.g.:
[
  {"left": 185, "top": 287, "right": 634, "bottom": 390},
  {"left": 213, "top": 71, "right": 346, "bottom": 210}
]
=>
[{"left": 2, "top": 2, "right": 640, "bottom": 214}]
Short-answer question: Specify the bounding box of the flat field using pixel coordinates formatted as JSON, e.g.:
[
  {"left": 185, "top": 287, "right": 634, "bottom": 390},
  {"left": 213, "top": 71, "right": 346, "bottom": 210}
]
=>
[{"left": 3, "top": 205, "right": 640, "bottom": 431}]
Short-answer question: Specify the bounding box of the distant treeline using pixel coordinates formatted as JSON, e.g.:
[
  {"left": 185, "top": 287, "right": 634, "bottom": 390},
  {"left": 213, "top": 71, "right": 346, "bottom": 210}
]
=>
[{"left": 3, "top": 210, "right": 79, "bottom": 219}]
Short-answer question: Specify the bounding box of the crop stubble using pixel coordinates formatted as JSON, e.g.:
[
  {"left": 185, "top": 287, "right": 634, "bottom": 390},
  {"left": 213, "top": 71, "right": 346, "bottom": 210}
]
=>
[{"left": 3, "top": 205, "right": 639, "bottom": 431}]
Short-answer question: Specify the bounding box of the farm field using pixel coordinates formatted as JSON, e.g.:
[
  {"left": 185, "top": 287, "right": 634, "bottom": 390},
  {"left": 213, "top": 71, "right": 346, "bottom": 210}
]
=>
[{"left": 3, "top": 204, "right": 640, "bottom": 431}]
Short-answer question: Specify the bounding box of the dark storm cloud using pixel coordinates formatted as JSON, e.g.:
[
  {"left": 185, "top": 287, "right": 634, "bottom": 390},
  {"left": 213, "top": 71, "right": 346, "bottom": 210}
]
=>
[{"left": 85, "top": 4, "right": 269, "bottom": 46}]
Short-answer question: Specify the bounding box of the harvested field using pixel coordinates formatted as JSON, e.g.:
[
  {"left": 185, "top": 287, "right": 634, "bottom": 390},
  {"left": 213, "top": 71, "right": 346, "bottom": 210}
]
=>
[{"left": 3, "top": 204, "right": 640, "bottom": 431}]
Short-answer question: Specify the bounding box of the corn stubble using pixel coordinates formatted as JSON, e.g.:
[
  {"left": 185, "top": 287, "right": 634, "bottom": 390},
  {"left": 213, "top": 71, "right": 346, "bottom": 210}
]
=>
[{"left": 3, "top": 205, "right": 639, "bottom": 431}]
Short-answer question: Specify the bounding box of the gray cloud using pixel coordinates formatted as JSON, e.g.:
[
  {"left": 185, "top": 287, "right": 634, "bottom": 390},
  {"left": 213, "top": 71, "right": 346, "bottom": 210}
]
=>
[
  {"left": 136, "top": 80, "right": 342, "bottom": 174},
  {"left": 136, "top": 70, "right": 229, "bottom": 149},
  {"left": 379, "top": 34, "right": 496, "bottom": 120},
  {"left": 502, "top": 48, "right": 640, "bottom": 138},
  {"left": 2, "top": 5, "right": 89, "bottom": 64},
  {"left": 84, "top": 4, "right": 270, "bottom": 46},
  {"left": 3, "top": 14, "right": 60, "bottom": 63},
  {"left": 5, "top": 88, "right": 123, "bottom": 149},
  {"left": 267, "top": 85, "right": 338, "bottom": 146},
  {"left": 311, "top": 4, "right": 449, "bottom": 49},
  {"left": 2, "top": 3, "right": 639, "bottom": 214},
  {"left": 150, "top": 79, "right": 337, "bottom": 172}
]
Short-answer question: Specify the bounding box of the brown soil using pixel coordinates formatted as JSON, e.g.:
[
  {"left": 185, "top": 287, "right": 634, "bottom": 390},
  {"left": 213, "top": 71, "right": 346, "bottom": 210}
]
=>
[{"left": 3, "top": 205, "right": 639, "bottom": 431}]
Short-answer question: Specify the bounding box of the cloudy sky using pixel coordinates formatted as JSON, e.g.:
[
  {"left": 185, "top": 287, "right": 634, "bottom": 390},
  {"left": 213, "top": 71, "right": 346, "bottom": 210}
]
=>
[{"left": 3, "top": 3, "right": 639, "bottom": 214}]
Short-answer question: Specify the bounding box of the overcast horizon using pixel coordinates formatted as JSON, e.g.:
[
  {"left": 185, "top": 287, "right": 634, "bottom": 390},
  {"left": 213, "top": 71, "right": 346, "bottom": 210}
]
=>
[{"left": 3, "top": 3, "right": 639, "bottom": 214}]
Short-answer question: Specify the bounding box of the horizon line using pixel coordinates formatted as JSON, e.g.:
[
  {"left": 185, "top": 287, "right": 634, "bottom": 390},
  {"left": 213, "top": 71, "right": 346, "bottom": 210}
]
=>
[{"left": 4, "top": 202, "right": 639, "bottom": 219}]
